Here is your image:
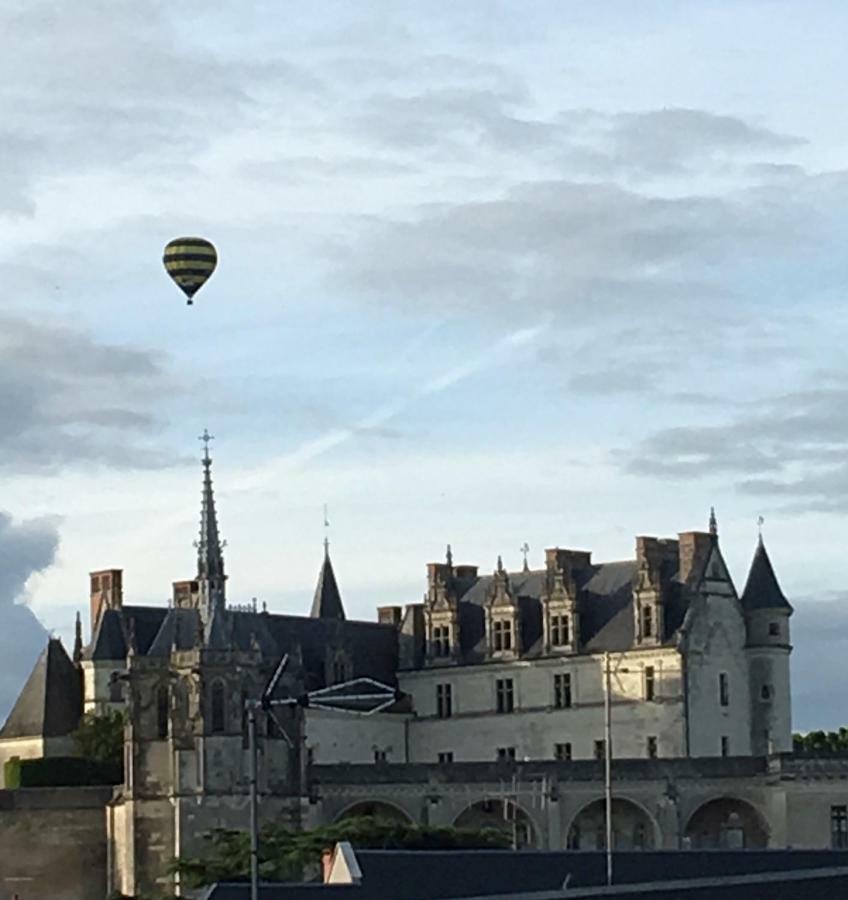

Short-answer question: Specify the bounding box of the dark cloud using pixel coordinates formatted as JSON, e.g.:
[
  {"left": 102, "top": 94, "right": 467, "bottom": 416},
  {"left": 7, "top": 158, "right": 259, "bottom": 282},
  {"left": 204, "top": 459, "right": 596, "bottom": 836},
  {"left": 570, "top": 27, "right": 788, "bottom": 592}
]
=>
[
  {"left": 0, "top": 313, "right": 176, "bottom": 470},
  {"left": 623, "top": 383, "right": 848, "bottom": 511},
  {"left": 0, "top": 512, "right": 57, "bottom": 722},
  {"left": 791, "top": 592, "right": 848, "bottom": 730}
]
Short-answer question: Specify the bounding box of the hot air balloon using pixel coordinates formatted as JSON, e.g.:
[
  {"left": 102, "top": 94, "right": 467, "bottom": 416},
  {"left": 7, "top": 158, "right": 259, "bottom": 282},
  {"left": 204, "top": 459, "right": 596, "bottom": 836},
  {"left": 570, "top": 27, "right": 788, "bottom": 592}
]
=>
[{"left": 163, "top": 237, "right": 217, "bottom": 305}]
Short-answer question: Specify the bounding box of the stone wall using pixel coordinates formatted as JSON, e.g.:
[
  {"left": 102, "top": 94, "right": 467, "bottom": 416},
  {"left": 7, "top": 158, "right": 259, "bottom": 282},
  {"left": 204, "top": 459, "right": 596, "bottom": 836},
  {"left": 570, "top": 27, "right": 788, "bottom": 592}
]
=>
[{"left": 0, "top": 786, "right": 111, "bottom": 900}]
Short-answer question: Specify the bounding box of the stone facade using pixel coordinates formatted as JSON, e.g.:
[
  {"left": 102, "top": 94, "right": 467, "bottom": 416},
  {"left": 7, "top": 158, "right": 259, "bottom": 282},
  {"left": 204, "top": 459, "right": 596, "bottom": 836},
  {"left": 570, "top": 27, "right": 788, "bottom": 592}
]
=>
[{"left": 0, "top": 447, "right": 824, "bottom": 898}]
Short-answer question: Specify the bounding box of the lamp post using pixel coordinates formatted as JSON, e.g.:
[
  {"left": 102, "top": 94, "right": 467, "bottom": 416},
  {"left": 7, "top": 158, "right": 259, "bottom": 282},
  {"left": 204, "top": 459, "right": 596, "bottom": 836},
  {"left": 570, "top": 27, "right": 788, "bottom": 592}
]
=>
[{"left": 603, "top": 651, "right": 631, "bottom": 887}]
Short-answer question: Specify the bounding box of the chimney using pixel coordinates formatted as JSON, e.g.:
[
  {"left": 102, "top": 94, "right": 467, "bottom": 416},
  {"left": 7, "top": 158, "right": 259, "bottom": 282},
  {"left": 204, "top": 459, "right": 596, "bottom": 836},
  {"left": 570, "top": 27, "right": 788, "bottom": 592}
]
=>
[
  {"left": 378, "top": 606, "right": 402, "bottom": 627},
  {"left": 678, "top": 532, "right": 713, "bottom": 584},
  {"left": 321, "top": 847, "right": 334, "bottom": 884},
  {"left": 173, "top": 580, "right": 200, "bottom": 609},
  {"left": 90, "top": 569, "right": 123, "bottom": 633},
  {"left": 544, "top": 548, "right": 592, "bottom": 573}
]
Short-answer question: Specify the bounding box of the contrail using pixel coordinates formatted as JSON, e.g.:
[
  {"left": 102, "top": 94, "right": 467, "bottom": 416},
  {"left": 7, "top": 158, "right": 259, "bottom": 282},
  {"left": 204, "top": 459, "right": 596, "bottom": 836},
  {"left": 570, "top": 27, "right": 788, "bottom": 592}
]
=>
[{"left": 234, "top": 318, "right": 551, "bottom": 489}]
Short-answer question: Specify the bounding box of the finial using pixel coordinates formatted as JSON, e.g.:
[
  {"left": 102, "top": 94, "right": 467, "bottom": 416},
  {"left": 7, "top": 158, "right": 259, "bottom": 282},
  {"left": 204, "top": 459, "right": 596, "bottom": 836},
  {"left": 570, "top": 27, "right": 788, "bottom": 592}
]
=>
[
  {"left": 709, "top": 506, "right": 718, "bottom": 538},
  {"left": 446, "top": 544, "right": 453, "bottom": 567},
  {"left": 262, "top": 600, "right": 268, "bottom": 614},
  {"left": 757, "top": 515, "right": 765, "bottom": 543},
  {"left": 73, "top": 611, "right": 83, "bottom": 663},
  {"left": 199, "top": 428, "right": 214, "bottom": 462},
  {"left": 497, "top": 554, "right": 504, "bottom": 574},
  {"left": 520, "top": 542, "right": 530, "bottom": 573},
  {"left": 323, "top": 504, "right": 330, "bottom": 556}
]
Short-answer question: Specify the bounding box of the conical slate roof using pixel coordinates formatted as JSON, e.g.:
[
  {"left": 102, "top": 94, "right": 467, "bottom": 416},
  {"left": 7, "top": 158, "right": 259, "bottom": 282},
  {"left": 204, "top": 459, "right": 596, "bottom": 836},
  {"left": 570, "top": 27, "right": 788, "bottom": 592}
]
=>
[
  {"left": 741, "top": 537, "right": 792, "bottom": 613},
  {"left": 310, "top": 547, "right": 345, "bottom": 620},
  {"left": 0, "top": 639, "right": 82, "bottom": 739}
]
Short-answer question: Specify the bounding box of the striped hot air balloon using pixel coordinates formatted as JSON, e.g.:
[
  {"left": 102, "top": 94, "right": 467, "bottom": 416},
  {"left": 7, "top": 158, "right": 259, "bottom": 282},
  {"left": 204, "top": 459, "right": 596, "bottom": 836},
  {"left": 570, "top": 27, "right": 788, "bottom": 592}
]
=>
[{"left": 163, "top": 237, "right": 217, "bottom": 305}]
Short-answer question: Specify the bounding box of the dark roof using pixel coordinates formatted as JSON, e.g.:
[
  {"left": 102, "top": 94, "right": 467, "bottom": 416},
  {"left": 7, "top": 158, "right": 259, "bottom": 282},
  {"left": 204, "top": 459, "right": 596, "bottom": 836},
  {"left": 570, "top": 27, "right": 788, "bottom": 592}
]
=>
[
  {"left": 454, "top": 560, "right": 651, "bottom": 656},
  {"left": 740, "top": 538, "right": 792, "bottom": 613},
  {"left": 147, "top": 608, "right": 203, "bottom": 656},
  {"left": 88, "top": 609, "right": 127, "bottom": 660},
  {"left": 0, "top": 639, "right": 82, "bottom": 739},
  {"left": 310, "top": 550, "right": 346, "bottom": 620}
]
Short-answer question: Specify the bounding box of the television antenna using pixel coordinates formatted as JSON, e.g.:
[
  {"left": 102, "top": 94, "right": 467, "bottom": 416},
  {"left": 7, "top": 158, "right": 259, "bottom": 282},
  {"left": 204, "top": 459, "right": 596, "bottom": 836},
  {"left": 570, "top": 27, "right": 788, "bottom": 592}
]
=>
[{"left": 244, "top": 655, "right": 399, "bottom": 900}]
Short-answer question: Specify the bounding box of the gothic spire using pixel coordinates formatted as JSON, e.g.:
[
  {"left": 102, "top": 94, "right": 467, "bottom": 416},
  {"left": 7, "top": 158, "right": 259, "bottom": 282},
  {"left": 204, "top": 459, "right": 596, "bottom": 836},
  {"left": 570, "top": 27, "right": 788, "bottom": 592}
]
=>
[
  {"left": 196, "top": 429, "right": 226, "bottom": 612},
  {"left": 709, "top": 506, "right": 718, "bottom": 538},
  {"left": 310, "top": 544, "right": 345, "bottom": 620}
]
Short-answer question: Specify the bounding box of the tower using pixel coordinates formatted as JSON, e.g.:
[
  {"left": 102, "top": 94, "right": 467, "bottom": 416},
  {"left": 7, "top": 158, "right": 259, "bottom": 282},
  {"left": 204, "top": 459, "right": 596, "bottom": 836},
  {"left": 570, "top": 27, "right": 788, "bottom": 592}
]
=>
[
  {"left": 196, "top": 429, "right": 226, "bottom": 620},
  {"left": 741, "top": 532, "right": 793, "bottom": 754}
]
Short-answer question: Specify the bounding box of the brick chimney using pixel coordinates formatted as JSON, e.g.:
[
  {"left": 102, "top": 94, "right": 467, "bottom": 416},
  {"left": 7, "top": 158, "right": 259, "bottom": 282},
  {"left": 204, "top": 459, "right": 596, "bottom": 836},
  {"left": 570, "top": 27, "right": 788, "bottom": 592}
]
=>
[
  {"left": 544, "top": 548, "right": 592, "bottom": 573},
  {"left": 678, "top": 532, "right": 713, "bottom": 584},
  {"left": 378, "top": 606, "right": 402, "bottom": 627},
  {"left": 90, "top": 569, "right": 123, "bottom": 633}
]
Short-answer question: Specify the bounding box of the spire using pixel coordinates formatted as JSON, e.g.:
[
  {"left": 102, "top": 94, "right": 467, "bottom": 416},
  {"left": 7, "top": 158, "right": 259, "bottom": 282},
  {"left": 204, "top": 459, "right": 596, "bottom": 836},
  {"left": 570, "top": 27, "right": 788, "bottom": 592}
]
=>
[
  {"left": 73, "top": 611, "right": 83, "bottom": 663},
  {"left": 311, "top": 544, "right": 345, "bottom": 620},
  {"left": 741, "top": 535, "right": 792, "bottom": 613},
  {"left": 446, "top": 544, "right": 453, "bottom": 568},
  {"left": 709, "top": 506, "right": 718, "bottom": 538},
  {"left": 196, "top": 429, "right": 226, "bottom": 614}
]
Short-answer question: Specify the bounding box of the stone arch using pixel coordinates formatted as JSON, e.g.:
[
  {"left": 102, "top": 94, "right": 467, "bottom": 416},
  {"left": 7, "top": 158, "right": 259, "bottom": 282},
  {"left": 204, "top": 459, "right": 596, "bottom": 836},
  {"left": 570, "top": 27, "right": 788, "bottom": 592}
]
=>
[
  {"left": 684, "top": 796, "right": 769, "bottom": 849},
  {"left": 334, "top": 800, "right": 414, "bottom": 824},
  {"left": 452, "top": 799, "right": 538, "bottom": 848},
  {"left": 565, "top": 797, "right": 659, "bottom": 850}
]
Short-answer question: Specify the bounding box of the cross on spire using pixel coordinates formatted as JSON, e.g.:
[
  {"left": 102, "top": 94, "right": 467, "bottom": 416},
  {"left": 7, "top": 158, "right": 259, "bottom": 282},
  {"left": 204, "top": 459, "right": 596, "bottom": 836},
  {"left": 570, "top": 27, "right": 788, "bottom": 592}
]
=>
[
  {"left": 520, "top": 542, "right": 530, "bottom": 573},
  {"left": 199, "top": 428, "right": 214, "bottom": 462}
]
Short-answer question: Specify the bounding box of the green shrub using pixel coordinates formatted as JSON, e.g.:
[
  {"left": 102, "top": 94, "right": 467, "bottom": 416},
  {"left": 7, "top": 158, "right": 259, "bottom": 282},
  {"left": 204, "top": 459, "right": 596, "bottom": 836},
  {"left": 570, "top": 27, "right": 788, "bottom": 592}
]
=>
[{"left": 4, "top": 755, "right": 122, "bottom": 788}]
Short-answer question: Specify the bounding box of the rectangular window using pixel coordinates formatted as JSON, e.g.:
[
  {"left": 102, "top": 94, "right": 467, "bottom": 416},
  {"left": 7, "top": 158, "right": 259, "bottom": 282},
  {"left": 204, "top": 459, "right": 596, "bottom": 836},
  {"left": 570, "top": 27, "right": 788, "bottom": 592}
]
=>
[
  {"left": 721, "top": 736, "right": 729, "bottom": 757},
  {"left": 647, "top": 736, "right": 658, "bottom": 759},
  {"left": 719, "top": 673, "right": 729, "bottom": 707},
  {"left": 554, "top": 673, "right": 573, "bottom": 709},
  {"left": 832, "top": 806, "right": 848, "bottom": 848},
  {"left": 496, "top": 678, "right": 515, "bottom": 713},
  {"left": 438, "top": 751, "right": 454, "bottom": 764},
  {"left": 645, "top": 666, "right": 656, "bottom": 701},
  {"left": 594, "top": 739, "right": 606, "bottom": 760},
  {"left": 436, "top": 683, "right": 453, "bottom": 719},
  {"left": 496, "top": 746, "right": 516, "bottom": 761},
  {"left": 769, "top": 622, "right": 780, "bottom": 637},
  {"left": 551, "top": 614, "right": 570, "bottom": 646},
  {"left": 433, "top": 625, "right": 451, "bottom": 657},
  {"left": 493, "top": 619, "right": 513, "bottom": 651},
  {"left": 374, "top": 749, "right": 388, "bottom": 763},
  {"left": 554, "top": 742, "right": 572, "bottom": 761},
  {"left": 642, "top": 605, "right": 653, "bottom": 638}
]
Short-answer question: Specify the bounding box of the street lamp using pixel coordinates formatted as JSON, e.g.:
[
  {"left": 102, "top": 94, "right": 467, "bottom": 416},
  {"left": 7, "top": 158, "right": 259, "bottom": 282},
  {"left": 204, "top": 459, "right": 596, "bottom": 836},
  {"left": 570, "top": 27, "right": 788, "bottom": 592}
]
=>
[
  {"left": 603, "top": 651, "right": 631, "bottom": 887},
  {"left": 245, "top": 655, "right": 399, "bottom": 900}
]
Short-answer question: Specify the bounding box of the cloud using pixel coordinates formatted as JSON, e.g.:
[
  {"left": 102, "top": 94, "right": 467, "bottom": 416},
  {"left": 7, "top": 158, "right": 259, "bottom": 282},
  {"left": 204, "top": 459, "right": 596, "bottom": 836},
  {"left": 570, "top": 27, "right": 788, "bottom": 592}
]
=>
[
  {"left": 622, "top": 382, "right": 848, "bottom": 511},
  {"left": 0, "top": 313, "right": 176, "bottom": 470},
  {"left": 791, "top": 591, "right": 848, "bottom": 730},
  {"left": 0, "top": 512, "right": 58, "bottom": 722},
  {"left": 0, "top": 0, "right": 321, "bottom": 215}
]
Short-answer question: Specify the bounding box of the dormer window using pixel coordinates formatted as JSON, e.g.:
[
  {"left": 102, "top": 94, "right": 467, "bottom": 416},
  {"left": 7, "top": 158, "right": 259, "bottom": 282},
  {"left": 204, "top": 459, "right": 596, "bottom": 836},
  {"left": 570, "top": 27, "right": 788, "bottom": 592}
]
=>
[
  {"left": 642, "top": 605, "right": 654, "bottom": 638},
  {"left": 493, "top": 619, "right": 513, "bottom": 652},
  {"left": 433, "top": 625, "right": 451, "bottom": 657},
  {"left": 551, "top": 615, "right": 570, "bottom": 647}
]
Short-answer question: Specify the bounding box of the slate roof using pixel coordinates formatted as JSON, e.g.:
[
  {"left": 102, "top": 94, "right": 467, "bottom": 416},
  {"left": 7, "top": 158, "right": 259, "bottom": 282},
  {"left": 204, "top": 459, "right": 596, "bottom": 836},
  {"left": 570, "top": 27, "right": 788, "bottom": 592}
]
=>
[
  {"left": 740, "top": 538, "right": 792, "bottom": 612},
  {"left": 0, "top": 639, "right": 82, "bottom": 739},
  {"left": 310, "top": 549, "right": 346, "bottom": 620}
]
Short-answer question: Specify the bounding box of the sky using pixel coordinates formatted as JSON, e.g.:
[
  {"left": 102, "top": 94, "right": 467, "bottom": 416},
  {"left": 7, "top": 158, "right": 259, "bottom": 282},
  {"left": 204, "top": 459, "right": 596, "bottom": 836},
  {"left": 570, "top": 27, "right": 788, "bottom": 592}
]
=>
[{"left": 1, "top": 0, "right": 847, "bottom": 730}]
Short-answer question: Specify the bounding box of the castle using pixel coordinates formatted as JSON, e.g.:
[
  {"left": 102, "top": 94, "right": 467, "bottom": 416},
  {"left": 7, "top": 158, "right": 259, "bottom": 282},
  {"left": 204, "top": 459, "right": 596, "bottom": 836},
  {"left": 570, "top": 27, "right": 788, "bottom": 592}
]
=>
[{"left": 2, "top": 440, "right": 846, "bottom": 898}]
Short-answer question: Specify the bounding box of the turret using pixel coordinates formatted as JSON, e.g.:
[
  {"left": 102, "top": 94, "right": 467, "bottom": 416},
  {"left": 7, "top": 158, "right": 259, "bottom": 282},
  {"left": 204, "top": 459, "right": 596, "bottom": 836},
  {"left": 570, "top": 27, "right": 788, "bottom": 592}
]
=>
[{"left": 741, "top": 533, "right": 793, "bottom": 754}]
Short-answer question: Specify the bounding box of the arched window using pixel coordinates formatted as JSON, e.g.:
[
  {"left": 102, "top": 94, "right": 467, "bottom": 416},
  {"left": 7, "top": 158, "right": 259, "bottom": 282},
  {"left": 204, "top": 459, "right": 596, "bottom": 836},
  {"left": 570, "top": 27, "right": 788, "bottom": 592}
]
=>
[
  {"left": 109, "top": 672, "right": 124, "bottom": 703},
  {"left": 211, "top": 681, "right": 226, "bottom": 734},
  {"left": 156, "top": 685, "right": 169, "bottom": 739}
]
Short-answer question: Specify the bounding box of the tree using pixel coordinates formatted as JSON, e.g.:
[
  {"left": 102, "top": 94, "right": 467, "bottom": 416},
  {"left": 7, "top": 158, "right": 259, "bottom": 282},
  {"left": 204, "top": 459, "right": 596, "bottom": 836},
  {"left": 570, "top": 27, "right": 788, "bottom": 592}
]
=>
[
  {"left": 72, "top": 709, "right": 126, "bottom": 767},
  {"left": 793, "top": 728, "right": 848, "bottom": 752},
  {"left": 171, "top": 816, "right": 511, "bottom": 888}
]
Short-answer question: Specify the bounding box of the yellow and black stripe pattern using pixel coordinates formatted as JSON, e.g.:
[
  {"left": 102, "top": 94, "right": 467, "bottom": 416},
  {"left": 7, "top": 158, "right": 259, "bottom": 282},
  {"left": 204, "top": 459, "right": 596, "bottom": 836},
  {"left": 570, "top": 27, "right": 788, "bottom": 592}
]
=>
[{"left": 163, "top": 237, "right": 217, "bottom": 304}]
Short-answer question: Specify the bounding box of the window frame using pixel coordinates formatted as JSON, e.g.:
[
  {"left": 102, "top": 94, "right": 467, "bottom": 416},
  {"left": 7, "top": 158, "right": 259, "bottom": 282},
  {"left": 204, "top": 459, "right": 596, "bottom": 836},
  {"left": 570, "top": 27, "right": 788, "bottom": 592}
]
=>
[
  {"left": 554, "top": 672, "right": 573, "bottom": 709},
  {"left": 495, "top": 677, "right": 515, "bottom": 714},
  {"left": 436, "top": 682, "right": 453, "bottom": 719}
]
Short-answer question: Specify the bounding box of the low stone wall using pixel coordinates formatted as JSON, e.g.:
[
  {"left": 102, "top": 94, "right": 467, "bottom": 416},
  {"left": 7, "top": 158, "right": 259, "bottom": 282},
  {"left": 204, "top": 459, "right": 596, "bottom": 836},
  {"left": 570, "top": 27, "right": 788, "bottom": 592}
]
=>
[{"left": 0, "top": 786, "right": 111, "bottom": 900}]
